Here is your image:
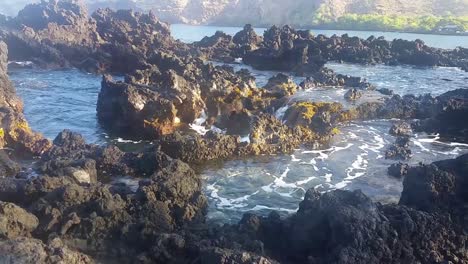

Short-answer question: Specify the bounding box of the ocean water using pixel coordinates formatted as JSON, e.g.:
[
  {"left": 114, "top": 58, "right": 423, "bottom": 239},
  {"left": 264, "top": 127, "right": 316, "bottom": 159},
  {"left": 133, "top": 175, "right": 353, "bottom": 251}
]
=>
[
  {"left": 171, "top": 24, "right": 468, "bottom": 49},
  {"left": 8, "top": 26, "right": 468, "bottom": 223}
]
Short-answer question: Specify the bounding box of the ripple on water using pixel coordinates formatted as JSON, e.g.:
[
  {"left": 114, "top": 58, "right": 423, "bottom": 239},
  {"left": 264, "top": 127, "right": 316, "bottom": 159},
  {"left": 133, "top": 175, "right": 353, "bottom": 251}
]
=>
[
  {"left": 202, "top": 120, "right": 468, "bottom": 224},
  {"left": 8, "top": 62, "right": 468, "bottom": 225}
]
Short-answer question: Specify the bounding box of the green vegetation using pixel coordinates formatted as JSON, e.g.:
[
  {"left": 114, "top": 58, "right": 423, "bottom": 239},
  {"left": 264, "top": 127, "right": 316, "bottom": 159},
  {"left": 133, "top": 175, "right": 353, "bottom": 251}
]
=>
[{"left": 310, "top": 13, "right": 468, "bottom": 34}]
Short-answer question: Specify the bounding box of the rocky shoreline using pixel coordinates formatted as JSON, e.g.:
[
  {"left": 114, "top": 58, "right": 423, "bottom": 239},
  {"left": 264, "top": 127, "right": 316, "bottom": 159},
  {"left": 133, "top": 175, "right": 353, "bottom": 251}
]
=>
[{"left": 0, "top": 0, "right": 467, "bottom": 263}]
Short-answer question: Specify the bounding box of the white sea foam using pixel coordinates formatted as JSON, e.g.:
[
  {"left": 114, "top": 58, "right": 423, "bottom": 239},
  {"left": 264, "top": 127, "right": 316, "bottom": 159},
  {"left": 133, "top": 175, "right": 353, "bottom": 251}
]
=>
[
  {"left": 291, "top": 154, "right": 301, "bottom": 162},
  {"left": 275, "top": 105, "right": 289, "bottom": 120},
  {"left": 115, "top": 138, "right": 142, "bottom": 144}
]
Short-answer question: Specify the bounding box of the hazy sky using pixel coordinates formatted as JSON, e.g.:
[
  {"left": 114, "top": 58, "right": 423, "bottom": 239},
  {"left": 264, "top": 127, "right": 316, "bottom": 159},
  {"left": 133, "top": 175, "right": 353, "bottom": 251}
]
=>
[{"left": 0, "top": 0, "right": 40, "bottom": 16}]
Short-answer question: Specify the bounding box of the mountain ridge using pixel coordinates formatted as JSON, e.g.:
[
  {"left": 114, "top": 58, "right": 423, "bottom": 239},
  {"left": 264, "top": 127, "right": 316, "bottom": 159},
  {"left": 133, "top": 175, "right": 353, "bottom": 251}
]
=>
[{"left": 1, "top": 0, "right": 467, "bottom": 27}]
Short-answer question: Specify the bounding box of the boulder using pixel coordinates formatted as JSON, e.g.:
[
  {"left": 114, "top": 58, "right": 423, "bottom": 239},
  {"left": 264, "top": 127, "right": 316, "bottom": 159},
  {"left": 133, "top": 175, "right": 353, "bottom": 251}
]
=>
[
  {"left": 262, "top": 73, "right": 298, "bottom": 98},
  {"left": 0, "top": 237, "right": 94, "bottom": 264},
  {"left": 0, "top": 150, "right": 20, "bottom": 177},
  {"left": 387, "top": 162, "right": 409, "bottom": 178},
  {"left": 389, "top": 122, "right": 413, "bottom": 137},
  {"left": 0, "top": 202, "right": 38, "bottom": 239},
  {"left": 344, "top": 88, "right": 362, "bottom": 101},
  {"left": 385, "top": 137, "right": 412, "bottom": 160}
]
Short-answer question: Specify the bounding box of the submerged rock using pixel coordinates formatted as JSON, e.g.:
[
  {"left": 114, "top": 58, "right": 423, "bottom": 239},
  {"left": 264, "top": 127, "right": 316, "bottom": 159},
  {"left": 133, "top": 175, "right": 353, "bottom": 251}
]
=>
[
  {"left": 385, "top": 137, "right": 412, "bottom": 160},
  {"left": 389, "top": 122, "right": 413, "bottom": 137},
  {"left": 262, "top": 73, "right": 298, "bottom": 98},
  {"left": 387, "top": 162, "right": 409, "bottom": 178},
  {"left": 344, "top": 88, "right": 363, "bottom": 101}
]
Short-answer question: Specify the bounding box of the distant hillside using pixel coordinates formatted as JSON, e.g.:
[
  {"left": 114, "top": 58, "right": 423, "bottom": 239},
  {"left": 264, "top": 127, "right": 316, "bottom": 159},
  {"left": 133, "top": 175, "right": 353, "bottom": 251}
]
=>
[
  {"left": 136, "top": 0, "right": 468, "bottom": 26},
  {"left": 1, "top": 0, "right": 467, "bottom": 33}
]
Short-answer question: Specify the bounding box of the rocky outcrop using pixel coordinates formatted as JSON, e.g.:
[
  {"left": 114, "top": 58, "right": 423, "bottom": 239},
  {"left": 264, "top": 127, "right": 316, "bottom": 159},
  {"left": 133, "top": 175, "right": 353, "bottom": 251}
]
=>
[
  {"left": 240, "top": 26, "right": 325, "bottom": 75},
  {"left": 389, "top": 121, "right": 412, "bottom": 137},
  {"left": 0, "top": 150, "right": 20, "bottom": 177},
  {"left": 159, "top": 112, "right": 338, "bottom": 164},
  {"left": 200, "top": 25, "right": 468, "bottom": 76},
  {"left": 283, "top": 101, "right": 348, "bottom": 136},
  {"left": 0, "top": 41, "right": 51, "bottom": 157},
  {"left": 199, "top": 154, "right": 468, "bottom": 263},
  {"left": 97, "top": 56, "right": 263, "bottom": 139},
  {"left": 344, "top": 88, "right": 362, "bottom": 101},
  {"left": 0, "top": 127, "right": 207, "bottom": 260},
  {"left": 262, "top": 73, "right": 298, "bottom": 98},
  {"left": 352, "top": 89, "right": 468, "bottom": 142},
  {"left": 0, "top": 201, "right": 38, "bottom": 239},
  {"left": 385, "top": 137, "right": 412, "bottom": 160},
  {"left": 388, "top": 162, "right": 409, "bottom": 178},
  {"left": 0, "top": 237, "right": 94, "bottom": 264},
  {"left": 194, "top": 31, "right": 236, "bottom": 62},
  {"left": 299, "top": 67, "right": 373, "bottom": 89},
  {"left": 415, "top": 89, "right": 468, "bottom": 142},
  {"left": 37, "top": 129, "right": 200, "bottom": 181},
  {"left": 0, "top": 0, "right": 190, "bottom": 74}
]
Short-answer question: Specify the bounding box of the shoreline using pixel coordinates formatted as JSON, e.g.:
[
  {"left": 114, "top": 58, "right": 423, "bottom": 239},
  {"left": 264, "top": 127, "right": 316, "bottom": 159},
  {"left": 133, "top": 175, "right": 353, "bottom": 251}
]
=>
[{"left": 178, "top": 22, "right": 468, "bottom": 37}]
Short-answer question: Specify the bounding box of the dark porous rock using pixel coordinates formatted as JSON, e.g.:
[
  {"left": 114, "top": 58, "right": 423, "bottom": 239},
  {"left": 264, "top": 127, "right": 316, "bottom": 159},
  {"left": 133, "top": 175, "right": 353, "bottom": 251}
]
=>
[
  {"left": 344, "top": 88, "right": 362, "bottom": 101},
  {"left": 97, "top": 56, "right": 262, "bottom": 140},
  {"left": 0, "top": 150, "right": 20, "bottom": 177},
  {"left": 262, "top": 73, "right": 298, "bottom": 98},
  {"left": 400, "top": 154, "right": 468, "bottom": 214},
  {"left": 0, "top": 162, "right": 206, "bottom": 258},
  {"left": 388, "top": 162, "right": 409, "bottom": 178},
  {"left": 2, "top": 1, "right": 189, "bottom": 74},
  {"left": 0, "top": 237, "right": 94, "bottom": 264},
  {"left": 377, "top": 88, "right": 394, "bottom": 96},
  {"left": 0, "top": 41, "right": 51, "bottom": 156},
  {"left": 249, "top": 114, "right": 327, "bottom": 155},
  {"left": 38, "top": 130, "right": 184, "bottom": 180},
  {"left": 299, "top": 77, "right": 316, "bottom": 89},
  {"left": 225, "top": 110, "right": 253, "bottom": 136},
  {"left": 298, "top": 68, "right": 372, "bottom": 89},
  {"left": 210, "top": 154, "right": 468, "bottom": 263},
  {"left": 0, "top": 201, "right": 38, "bottom": 239},
  {"left": 379, "top": 94, "right": 436, "bottom": 119},
  {"left": 416, "top": 89, "right": 468, "bottom": 142},
  {"left": 194, "top": 31, "right": 236, "bottom": 62},
  {"left": 389, "top": 122, "right": 413, "bottom": 137},
  {"left": 4, "top": 0, "right": 101, "bottom": 70},
  {"left": 160, "top": 113, "right": 337, "bottom": 163},
  {"left": 97, "top": 75, "right": 180, "bottom": 139},
  {"left": 283, "top": 102, "right": 346, "bottom": 136},
  {"left": 232, "top": 24, "right": 263, "bottom": 57},
  {"left": 200, "top": 247, "right": 277, "bottom": 264},
  {"left": 242, "top": 26, "right": 325, "bottom": 75},
  {"left": 385, "top": 137, "right": 412, "bottom": 160},
  {"left": 159, "top": 131, "right": 243, "bottom": 164}
]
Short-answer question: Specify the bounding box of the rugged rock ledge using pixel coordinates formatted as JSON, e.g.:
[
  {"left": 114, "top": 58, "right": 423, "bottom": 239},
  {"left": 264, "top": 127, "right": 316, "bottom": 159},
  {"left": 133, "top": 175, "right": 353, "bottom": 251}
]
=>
[
  {"left": 1, "top": 134, "right": 467, "bottom": 262},
  {"left": 0, "top": 40, "right": 50, "bottom": 178},
  {"left": 197, "top": 24, "right": 468, "bottom": 75}
]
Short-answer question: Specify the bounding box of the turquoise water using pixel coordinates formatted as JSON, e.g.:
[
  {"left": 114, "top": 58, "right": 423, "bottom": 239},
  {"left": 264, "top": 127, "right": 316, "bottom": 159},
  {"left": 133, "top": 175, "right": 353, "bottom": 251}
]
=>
[{"left": 171, "top": 24, "right": 468, "bottom": 49}]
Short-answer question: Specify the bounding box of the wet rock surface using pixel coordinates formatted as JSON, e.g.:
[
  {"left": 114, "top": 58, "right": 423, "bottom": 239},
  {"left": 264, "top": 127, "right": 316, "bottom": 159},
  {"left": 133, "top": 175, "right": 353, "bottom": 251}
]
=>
[
  {"left": 388, "top": 162, "right": 410, "bottom": 178},
  {"left": 385, "top": 136, "right": 412, "bottom": 160},
  {"left": 0, "top": 41, "right": 51, "bottom": 157},
  {"left": 389, "top": 122, "right": 413, "bottom": 137}
]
